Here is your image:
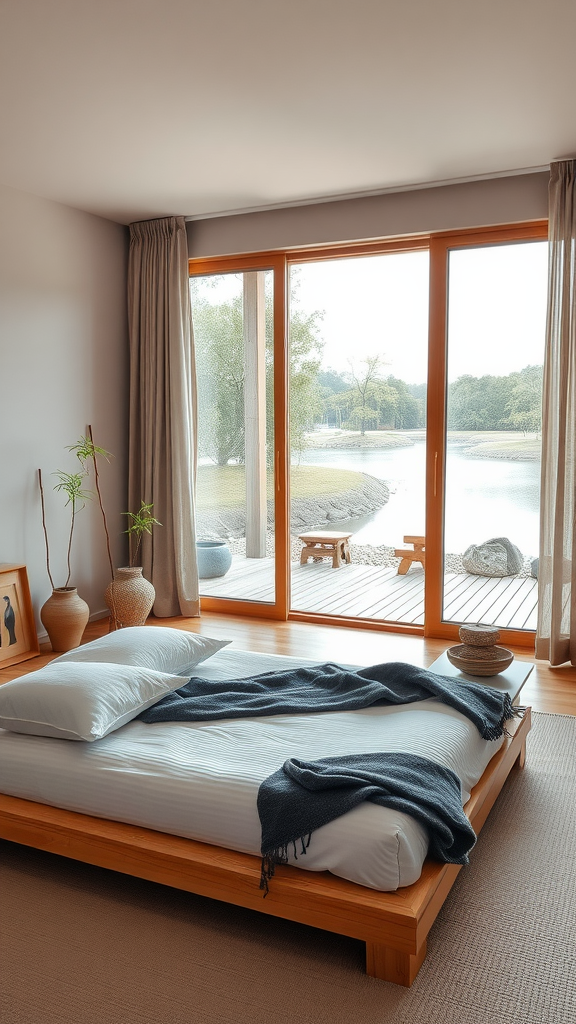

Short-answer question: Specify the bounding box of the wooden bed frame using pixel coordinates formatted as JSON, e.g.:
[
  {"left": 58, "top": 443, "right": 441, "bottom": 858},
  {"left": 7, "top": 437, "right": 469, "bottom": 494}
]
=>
[{"left": 0, "top": 707, "right": 530, "bottom": 986}]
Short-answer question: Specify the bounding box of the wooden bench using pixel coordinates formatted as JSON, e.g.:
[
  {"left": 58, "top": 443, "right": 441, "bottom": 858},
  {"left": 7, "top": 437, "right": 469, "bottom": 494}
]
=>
[
  {"left": 394, "top": 535, "right": 425, "bottom": 574},
  {"left": 298, "top": 530, "right": 353, "bottom": 569}
]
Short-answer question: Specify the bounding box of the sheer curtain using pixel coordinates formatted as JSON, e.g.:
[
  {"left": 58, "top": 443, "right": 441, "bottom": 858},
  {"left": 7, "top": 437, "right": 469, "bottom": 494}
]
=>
[
  {"left": 536, "top": 160, "right": 576, "bottom": 665},
  {"left": 128, "top": 216, "right": 199, "bottom": 617}
]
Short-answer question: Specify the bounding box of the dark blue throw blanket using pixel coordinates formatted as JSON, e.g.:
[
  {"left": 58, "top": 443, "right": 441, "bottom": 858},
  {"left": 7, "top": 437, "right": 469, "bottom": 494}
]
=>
[
  {"left": 138, "top": 660, "right": 517, "bottom": 742},
  {"left": 257, "top": 751, "right": 478, "bottom": 893}
]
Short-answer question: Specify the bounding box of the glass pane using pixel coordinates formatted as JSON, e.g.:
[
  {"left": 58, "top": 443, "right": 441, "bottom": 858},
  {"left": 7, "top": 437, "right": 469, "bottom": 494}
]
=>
[
  {"left": 443, "top": 241, "right": 547, "bottom": 630},
  {"left": 289, "top": 251, "right": 429, "bottom": 623},
  {"left": 190, "top": 271, "right": 275, "bottom": 603}
]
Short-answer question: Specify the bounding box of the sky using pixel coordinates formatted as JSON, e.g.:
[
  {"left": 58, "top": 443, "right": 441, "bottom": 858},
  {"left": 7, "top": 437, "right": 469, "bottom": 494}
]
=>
[
  {"left": 191, "top": 239, "right": 549, "bottom": 386},
  {"left": 291, "top": 241, "right": 548, "bottom": 384}
]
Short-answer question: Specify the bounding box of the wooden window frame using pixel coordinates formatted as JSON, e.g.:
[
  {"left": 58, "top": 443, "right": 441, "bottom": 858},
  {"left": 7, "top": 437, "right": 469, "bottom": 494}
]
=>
[{"left": 189, "top": 219, "right": 547, "bottom": 645}]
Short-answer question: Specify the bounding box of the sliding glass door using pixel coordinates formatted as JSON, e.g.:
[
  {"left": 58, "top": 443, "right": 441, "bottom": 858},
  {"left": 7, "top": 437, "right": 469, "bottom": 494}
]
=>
[
  {"left": 190, "top": 268, "right": 278, "bottom": 608},
  {"left": 441, "top": 240, "right": 547, "bottom": 631},
  {"left": 287, "top": 250, "right": 429, "bottom": 625},
  {"left": 189, "top": 221, "right": 548, "bottom": 642},
  {"left": 425, "top": 226, "right": 548, "bottom": 643}
]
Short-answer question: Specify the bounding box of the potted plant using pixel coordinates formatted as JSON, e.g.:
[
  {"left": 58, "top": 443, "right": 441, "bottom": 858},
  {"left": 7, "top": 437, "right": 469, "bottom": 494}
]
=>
[
  {"left": 104, "top": 502, "right": 162, "bottom": 628},
  {"left": 38, "top": 433, "right": 112, "bottom": 652}
]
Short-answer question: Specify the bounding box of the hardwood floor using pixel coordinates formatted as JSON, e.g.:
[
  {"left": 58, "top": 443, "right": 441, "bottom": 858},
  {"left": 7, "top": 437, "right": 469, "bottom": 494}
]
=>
[{"left": 2, "top": 611, "right": 574, "bottom": 715}]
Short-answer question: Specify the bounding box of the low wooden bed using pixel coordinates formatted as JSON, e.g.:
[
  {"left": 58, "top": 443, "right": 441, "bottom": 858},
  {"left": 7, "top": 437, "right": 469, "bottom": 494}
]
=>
[{"left": 0, "top": 706, "right": 530, "bottom": 986}]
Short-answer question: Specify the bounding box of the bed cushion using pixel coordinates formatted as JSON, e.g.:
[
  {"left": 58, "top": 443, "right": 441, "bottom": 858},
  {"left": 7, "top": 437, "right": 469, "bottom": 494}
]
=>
[
  {"left": 52, "top": 626, "right": 230, "bottom": 675},
  {"left": 0, "top": 662, "right": 186, "bottom": 741}
]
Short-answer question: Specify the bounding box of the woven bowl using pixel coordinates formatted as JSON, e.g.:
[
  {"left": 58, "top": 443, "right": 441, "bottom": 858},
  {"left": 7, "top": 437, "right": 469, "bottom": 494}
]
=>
[
  {"left": 458, "top": 624, "right": 501, "bottom": 646},
  {"left": 446, "top": 644, "right": 514, "bottom": 677}
]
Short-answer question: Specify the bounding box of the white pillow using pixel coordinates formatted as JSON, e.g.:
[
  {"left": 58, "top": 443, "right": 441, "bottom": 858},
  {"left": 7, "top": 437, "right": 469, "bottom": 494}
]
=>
[
  {"left": 0, "top": 661, "right": 186, "bottom": 742},
  {"left": 52, "top": 626, "right": 230, "bottom": 675}
]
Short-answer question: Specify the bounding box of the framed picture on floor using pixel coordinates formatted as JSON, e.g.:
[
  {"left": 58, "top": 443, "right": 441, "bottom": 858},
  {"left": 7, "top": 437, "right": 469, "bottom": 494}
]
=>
[{"left": 0, "top": 564, "right": 40, "bottom": 669}]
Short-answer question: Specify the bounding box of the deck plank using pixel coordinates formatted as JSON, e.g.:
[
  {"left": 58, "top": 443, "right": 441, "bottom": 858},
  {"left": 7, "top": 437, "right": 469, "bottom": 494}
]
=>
[
  {"left": 199, "top": 555, "right": 537, "bottom": 629},
  {"left": 448, "top": 576, "right": 523, "bottom": 625}
]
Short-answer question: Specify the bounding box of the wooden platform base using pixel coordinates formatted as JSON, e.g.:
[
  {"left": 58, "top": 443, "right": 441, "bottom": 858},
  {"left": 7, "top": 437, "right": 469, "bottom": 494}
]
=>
[{"left": 0, "top": 709, "right": 531, "bottom": 986}]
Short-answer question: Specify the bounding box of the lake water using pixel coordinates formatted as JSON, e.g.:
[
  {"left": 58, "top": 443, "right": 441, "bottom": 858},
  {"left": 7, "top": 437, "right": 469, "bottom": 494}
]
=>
[{"left": 295, "top": 439, "right": 540, "bottom": 559}]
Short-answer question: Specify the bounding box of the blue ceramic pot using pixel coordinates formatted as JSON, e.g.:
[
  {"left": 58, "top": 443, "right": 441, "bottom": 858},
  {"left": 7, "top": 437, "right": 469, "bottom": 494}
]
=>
[{"left": 196, "top": 540, "right": 232, "bottom": 579}]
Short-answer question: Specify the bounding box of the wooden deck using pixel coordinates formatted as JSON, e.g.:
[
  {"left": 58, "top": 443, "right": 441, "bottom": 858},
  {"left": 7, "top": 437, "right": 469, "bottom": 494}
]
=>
[{"left": 200, "top": 557, "right": 538, "bottom": 629}]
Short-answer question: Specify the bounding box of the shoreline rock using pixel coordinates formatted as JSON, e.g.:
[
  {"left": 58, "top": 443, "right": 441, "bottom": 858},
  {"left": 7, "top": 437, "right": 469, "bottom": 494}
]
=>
[{"left": 196, "top": 472, "right": 390, "bottom": 540}]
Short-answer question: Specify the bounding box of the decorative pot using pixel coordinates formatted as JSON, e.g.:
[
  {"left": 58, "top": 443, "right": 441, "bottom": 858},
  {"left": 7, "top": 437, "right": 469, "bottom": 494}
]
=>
[
  {"left": 40, "top": 587, "right": 90, "bottom": 653},
  {"left": 105, "top": 567, "right": 155, "bottom": 628},
  {"left": 196, "top": 541, "right": 232, "bottom": 579}
]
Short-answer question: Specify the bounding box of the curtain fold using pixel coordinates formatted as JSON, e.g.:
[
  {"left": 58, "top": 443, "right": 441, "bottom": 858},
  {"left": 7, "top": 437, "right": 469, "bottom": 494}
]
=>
[
  {"left": 536, "top": 161, "right": 576, "bottom": 665},
  {"left": 128, "top": 216, "right": 199, "bottom": 617}
]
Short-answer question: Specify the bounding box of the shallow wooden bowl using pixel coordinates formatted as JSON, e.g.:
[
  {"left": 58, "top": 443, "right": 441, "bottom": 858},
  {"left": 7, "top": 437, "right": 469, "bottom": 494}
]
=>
[{"left": 446, "top": 644, "right": 514, "bottom": 677}]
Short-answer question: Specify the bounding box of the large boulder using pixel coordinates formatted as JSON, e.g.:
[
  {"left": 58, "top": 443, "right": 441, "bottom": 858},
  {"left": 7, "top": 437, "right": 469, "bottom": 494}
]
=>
[{"left": 462, "top": 536, "right": 523, "bottom": 577}]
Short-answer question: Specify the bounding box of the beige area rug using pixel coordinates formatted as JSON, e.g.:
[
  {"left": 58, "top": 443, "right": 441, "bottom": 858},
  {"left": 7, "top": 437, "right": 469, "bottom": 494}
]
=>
[{"left": 1, "top": 712, "right": 575, "bottom": 1024}]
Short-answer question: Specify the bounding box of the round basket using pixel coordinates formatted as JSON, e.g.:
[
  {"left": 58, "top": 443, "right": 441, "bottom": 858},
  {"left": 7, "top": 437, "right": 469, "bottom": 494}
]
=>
[
  {"left": 446, "top": 644, "right": 514, "bottom": 677},
  {"left": 458, "top": 624, "right": 501, "bottom": 646}
]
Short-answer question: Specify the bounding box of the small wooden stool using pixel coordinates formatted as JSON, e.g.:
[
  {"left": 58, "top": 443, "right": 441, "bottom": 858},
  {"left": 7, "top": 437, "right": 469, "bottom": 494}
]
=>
[
  {"left": 394, "top": 535, "right": 425, "bottom": 574},
  {"left": 298, "top": 531, "right": 353, "bottom": 569}
]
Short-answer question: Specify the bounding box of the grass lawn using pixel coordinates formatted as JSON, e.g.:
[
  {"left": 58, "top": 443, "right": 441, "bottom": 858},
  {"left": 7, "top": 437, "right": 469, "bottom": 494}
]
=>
[
  {"left": 197, "top": 464, "right": 367, "bottom": 511},
  {"left": 464, "top": 436, "right": 541, "bottom": 458}
]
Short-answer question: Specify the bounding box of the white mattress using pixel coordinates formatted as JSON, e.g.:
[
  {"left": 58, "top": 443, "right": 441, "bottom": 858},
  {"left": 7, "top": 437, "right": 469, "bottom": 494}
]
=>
[{"left": 0, "top": 649, "right": 503, "bottom": 891}]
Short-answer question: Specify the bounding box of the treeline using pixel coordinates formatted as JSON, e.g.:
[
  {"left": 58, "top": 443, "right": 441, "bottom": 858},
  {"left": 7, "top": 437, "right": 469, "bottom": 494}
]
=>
[
  {"left": 317, "top": 364, "right": 542, "bottom": 434},
  {"left": 447, "top": 364, "right": 542, "bottom": 432},
  {"left": 319, "top": 368, "right": 425, "bottom": 430},
  {"left": 191, "top": 283, "right": 543, "bottom": 468}
]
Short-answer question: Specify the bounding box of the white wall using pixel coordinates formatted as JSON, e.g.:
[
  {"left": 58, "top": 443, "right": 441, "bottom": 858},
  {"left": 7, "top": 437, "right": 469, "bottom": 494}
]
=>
[
  {"left": 188, "top": 172, "right": 549, "bottom": 257},
  {"left": 0, "top": 182, "right": 129, "bottom": 632}
]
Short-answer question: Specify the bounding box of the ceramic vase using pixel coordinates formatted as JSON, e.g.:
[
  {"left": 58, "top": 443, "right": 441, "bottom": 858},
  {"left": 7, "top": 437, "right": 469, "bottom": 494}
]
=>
[
  {"left": 196, "top": 540, "right": 232, "bottom": 579},
  {"left": 40, "top": 587, "right": 90, "bottom": 653},
  {"left": 105, "top": 567, "right": 155, "bottom": 628}
]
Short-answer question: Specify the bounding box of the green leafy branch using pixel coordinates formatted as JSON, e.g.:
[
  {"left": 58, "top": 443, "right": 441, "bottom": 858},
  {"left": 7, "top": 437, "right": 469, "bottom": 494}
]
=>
[
  {"left": 38, "top": 430, "right": 114, "bottom": 591},
  {"left": 68, "top": 429, "right": 115, "bottom": 583},
  {"left": 66, "top": 435, "right": 111, "bottom": 466},
  {"left": 123, "top": 502, "right": 162, "bottom": 567},
  {"left": 52, "top": 470, "right": 92, "bottom": 588}
]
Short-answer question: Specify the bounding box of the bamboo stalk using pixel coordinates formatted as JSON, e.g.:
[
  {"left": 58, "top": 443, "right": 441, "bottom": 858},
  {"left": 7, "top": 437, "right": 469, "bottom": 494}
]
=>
[
  {"left": 87, "top": 425, "right": 118, "bottom": 630},
  {"left": 38, "top": 469, "right": 55, "bottom": 591},
  {"left": 87, "top": 425, "right": 115, "bottom": 582},
  {"left": 65, "top": 498, "right": 75, "bottom": 588}
]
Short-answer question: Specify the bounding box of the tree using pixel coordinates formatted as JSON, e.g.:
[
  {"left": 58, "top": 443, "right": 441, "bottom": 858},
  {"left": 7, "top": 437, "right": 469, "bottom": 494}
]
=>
[
  {"left": 319, "top": 367, "right": 426, "bottom": 431},
  {"left": 192, "top": 294, "right": 245, "bottom": 465},
  {"left": 448, "top": 374, "right": 510, "bottom": 430},
  {"left": 503, "top": 365, "right": 543, "bottom": 433},
  {"left": 286, "top": 306, "right": 324, "bottom": 454},
  {"left": 348, "top": 356, "right": 386, "bottom": 435},
  {"left": 317, "top": 368, "right": 350, "bottom": 394},
  {"left": 384, "top": 376, "right": 424, "bottom": 428},
  {"left": 447, "top": 365, "right": 543, "bottom": 432},
  {"left": 407, "top": 382, "right": 427, "bottom": 426},
  {"left": 191, "top": 280, "right": 324, "bottom": 465},
  {"left": 322, "top": 388, "right": 354, "bottom": 428}
]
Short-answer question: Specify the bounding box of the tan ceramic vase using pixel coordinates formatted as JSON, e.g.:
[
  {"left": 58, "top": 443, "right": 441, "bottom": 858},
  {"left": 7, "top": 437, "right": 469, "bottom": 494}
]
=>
[
  {"left": 105, "top": 567, "right": 155, "bottom": 629},
  {"left": 40, "top": 587, "right": 90, "bottom": 653}
]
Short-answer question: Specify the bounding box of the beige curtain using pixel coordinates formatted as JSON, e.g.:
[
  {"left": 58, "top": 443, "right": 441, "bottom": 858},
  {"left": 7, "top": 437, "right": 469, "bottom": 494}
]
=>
[
  {"left": 128, "top": 216, "right": 199, "bottom": 617},
  {"left": 536, "top": 160, "right": 576, "bottom": 665}
]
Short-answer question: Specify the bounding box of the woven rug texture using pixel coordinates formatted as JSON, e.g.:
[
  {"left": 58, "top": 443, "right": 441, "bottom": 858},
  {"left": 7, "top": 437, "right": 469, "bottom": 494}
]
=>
[{"left": 1, "top": 711, "right": 575, "bottom": 1024}]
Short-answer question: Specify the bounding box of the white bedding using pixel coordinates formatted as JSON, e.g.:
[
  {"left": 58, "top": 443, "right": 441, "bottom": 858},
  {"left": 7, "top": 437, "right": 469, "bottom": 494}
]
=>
[{"left": 0, "top": 648, "right": 504, "bottom": 891}]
